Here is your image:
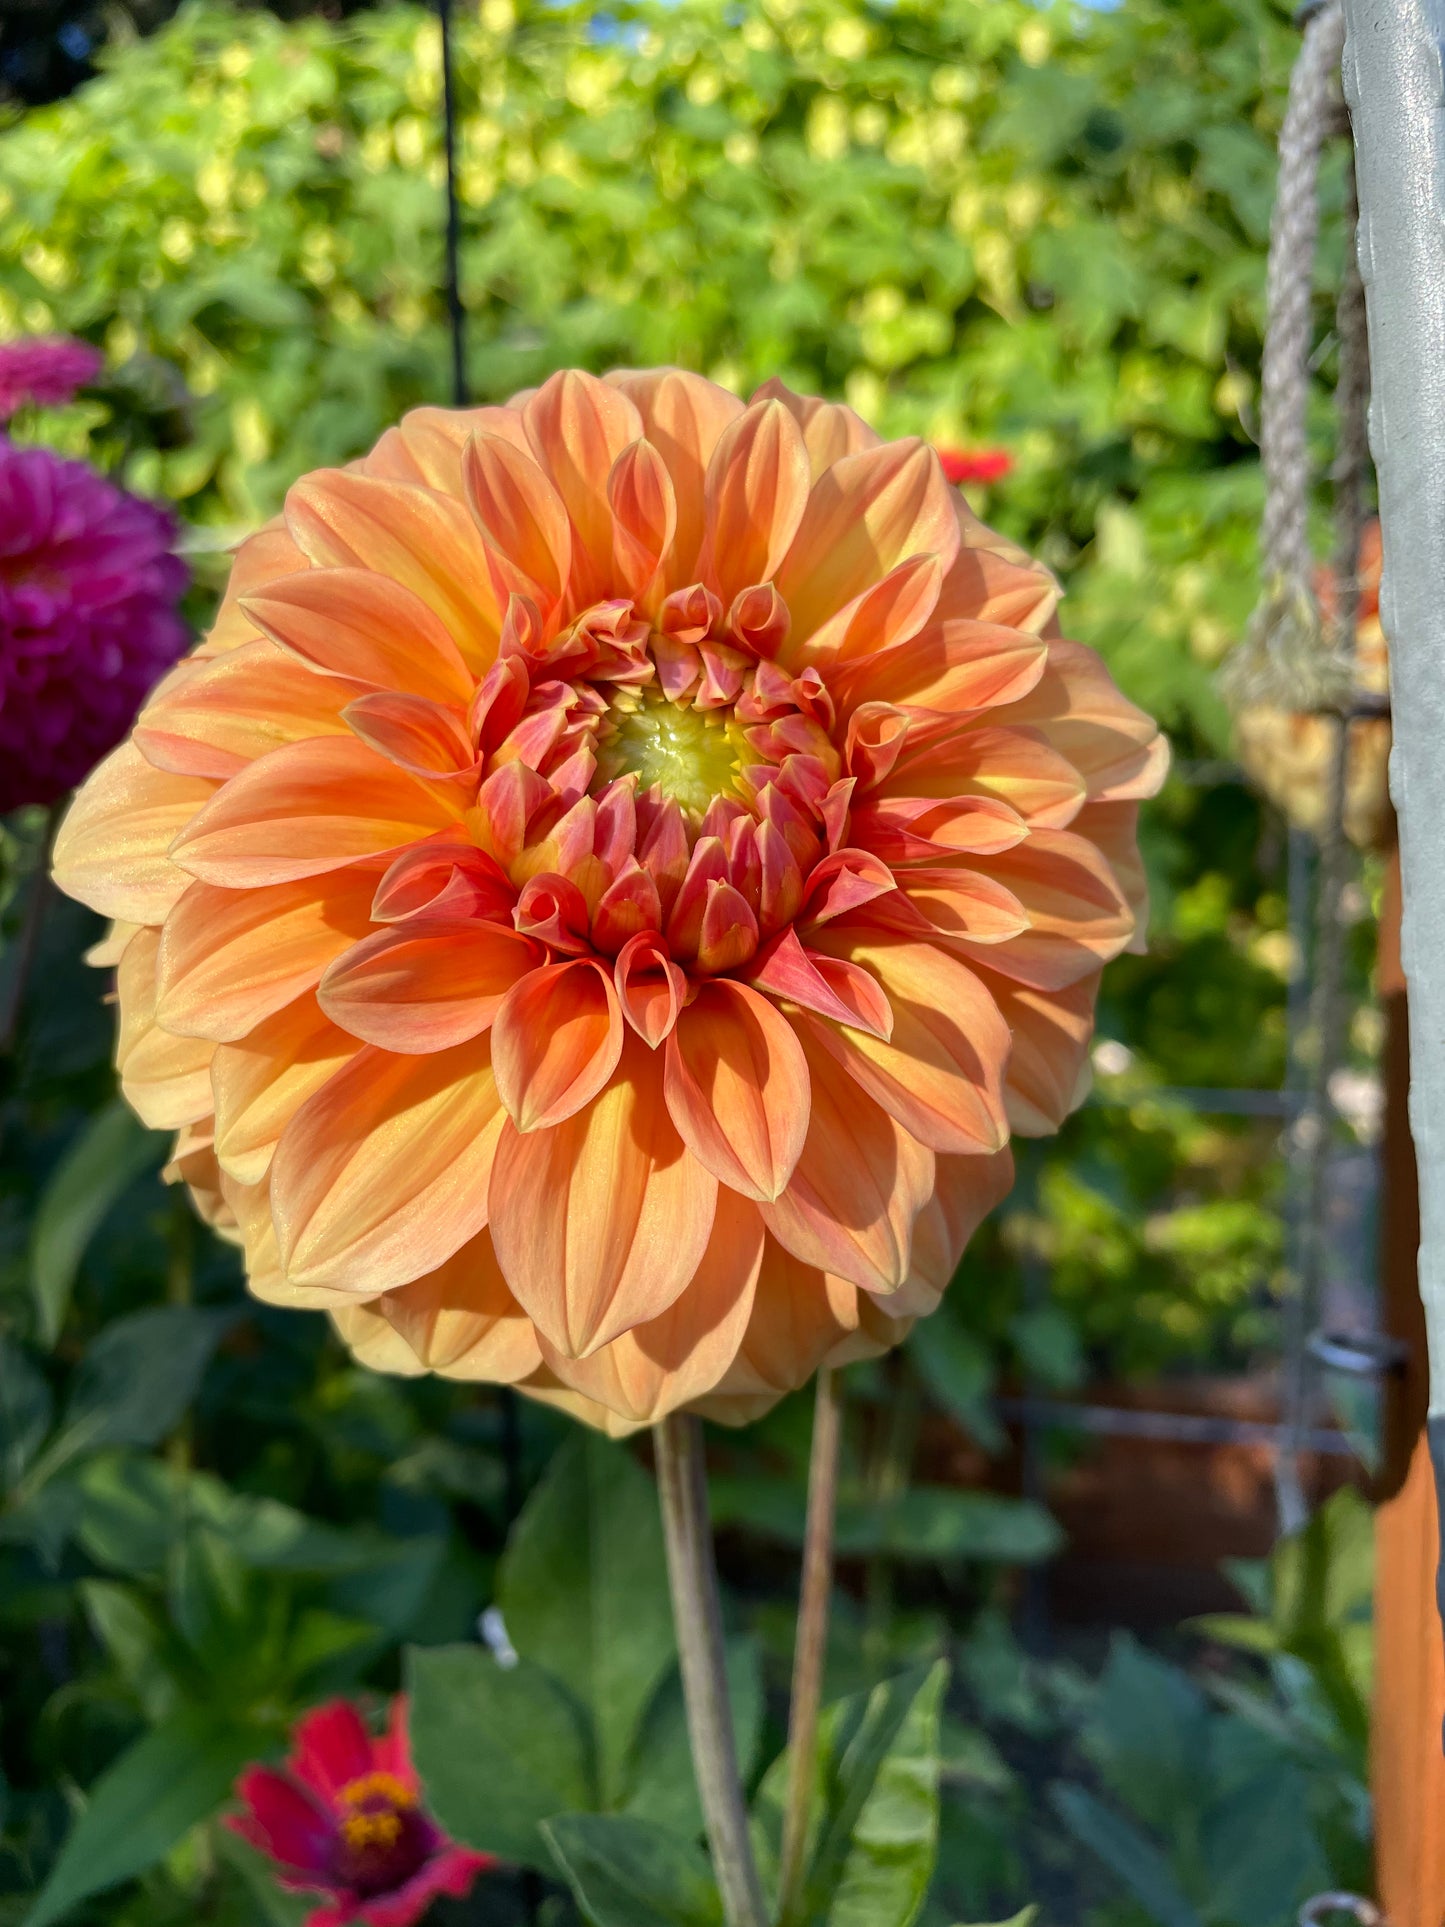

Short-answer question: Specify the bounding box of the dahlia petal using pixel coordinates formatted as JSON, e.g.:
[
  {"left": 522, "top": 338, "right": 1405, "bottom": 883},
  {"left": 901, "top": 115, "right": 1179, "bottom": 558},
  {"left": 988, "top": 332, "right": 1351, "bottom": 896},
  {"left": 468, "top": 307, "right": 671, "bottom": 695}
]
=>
[
  {"left": 513, "top": 1368, "right": 651, "bottom": 1439},
  {"left": 329, "top": 1301, "right": 430, "bottom": 1377},
  {"left": 592, "top": 863, "right": 664, "bottom": 954},
  {"left": 663, "top": 981, "right": 809, "bottom": 1201},
  {"left": 615, "top": 929, "right": 687, "bottom": 1046},
  {"left": 759, "top": 1027, "right": 934, "bottom": 1294},
  {"left": 285, "top": 469, "right": 501, "bottom": 666},
  {"left": 369, "top": 1233, "right": 543, "bottom": 1383},
  {"left": 157, "top": 868, "right": 379, "bottom": 1041},
  {"left": 134, "top": 640, "right": 361, "bottom": 781},
  {"left": 850, "top": 792, "right": 1028, "bottom": 865},
  {"left": 53, "top": 741, "right": 214, "bottom": 923},
  {"left": 974, "top": 966, "right": 1099, "bottom": 1135},
  {"left": 876, "top": 723, "right": 1086, "bottom": 828},
  {"left": 228, "top": 1767, "right": 333, "bottom": 1875},
  {"left": 461, "top": 431, "right": 572, "bottom": 622},
  {"left": 271, "top": 1036, "right": 505, "bottom": 1292},
  {"left": 785, "top": 550, "right": 945, "bottom": 673},
  {"left": 537, "top": 1186, "right": 764, "bottom": 1422},
  {"left": 885, "top": 1143, "right": 1016, "bottom": 1318},
  {"left": 492, "top": 958, "right": 623, "bottom": 1130},
  {"left": 170, "top": 738, "right": 454, "bottom": 887},
  {"left": 319, "top": 920, "right": 542, "bottom": 1053},
  {"left": 604, "top": 368, "right": 744, "bottom": 586},
  {"left": 115, "top": 927, "right": 216, "bottom": 1130},
  {"left": 774, "top": 440, "right": 960, "bottom": 642},
  {"left": 892, "top": 865, "right": 1030, "bottom": 945},
  {"left": 522, "top": 370, "right": 644, "bottom": 607},
  {"left": 749, "top": 379, "right": 881, "bottom": 478},
  {"left": 697, "top": 399, "right": 812, "bottom": 604},
  {"left": 990, "top": 639, "right": 1170, "bottom": 802},
  {"left": 695, "top": 879, "right": 760, "bottom": 974},
  {"left": 371, "top": 837, "right": 515, "bottom": 924},
  {"left": 700, "top": 1235, "right": 862, "bottom": 1400},
  {"left": 947, "top": 827, "right": 1134, "bottom": 990},
  {"left": 608, "top": 438, "right": 678, "bottom": 609},
  {"left": 1074, "top": 799, "right": 1149, "bottom": 950},
  {"left": 749, "top": 926, "right": 891, "bottom": 1037},
  {"left": 341, "top": 694, "right": 479, "bottom": 808},
  {"left": 830, "top": 619, "right": 1048, "bottom": 718},
  {"left": 396, "top": 402, "right": 533, "bottom": 489},
  {"left": 196, "top": 522, "right": 306, "bottom": 660},
  {"left": 242, "top": 567, "right": 474, "bottom": 705},
  {"left": 488, "top": 1032, "right": 718, "bottom": 1358},
  {"left": 799, "top": 847, "right": 897, "bottom": 924},
  {"left": 932, "top": 519, "right": 1060, "bottom": 634},
  {"left": 212, "top": 998, "right": 358, "bottom": 1184},
  {"left": 803, "top": 928, "right": 1010, "bottom": 1154}
]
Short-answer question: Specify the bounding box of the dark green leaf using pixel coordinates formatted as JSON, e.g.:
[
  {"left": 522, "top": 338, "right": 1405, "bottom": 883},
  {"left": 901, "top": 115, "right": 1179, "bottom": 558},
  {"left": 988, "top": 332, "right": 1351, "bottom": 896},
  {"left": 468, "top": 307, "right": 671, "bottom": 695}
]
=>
[
  {"left": 23, "top": 1710, "right": 264, "bottom": 1927},
  {"left": 543, "top": 1813, "right": 723, "bottom": 1927},
  {"left": 0, "top": 1336, "right": 52, "bottom": 1488},
  {"left": 29, "top": 1103, "right": 164, "bottom": 1347},
  {"left": 833, "top": 1490, "right": 1062, "bottom": 1565},
  {"left": 1048, "top": 1783, "right": 1204, "bottom": 1927},
  {"left": 499, "top": 1434, "right": 675, "bottom": 1805},
  {"left": 625, "top": 1636, "right": 763, "bottom": 1837},
  {"left": 907, "top": 1318, "right": 1003, "bottom": 1452},
  {"left": 406, "top": 1642, "right": 593, "bottom": 1869}
]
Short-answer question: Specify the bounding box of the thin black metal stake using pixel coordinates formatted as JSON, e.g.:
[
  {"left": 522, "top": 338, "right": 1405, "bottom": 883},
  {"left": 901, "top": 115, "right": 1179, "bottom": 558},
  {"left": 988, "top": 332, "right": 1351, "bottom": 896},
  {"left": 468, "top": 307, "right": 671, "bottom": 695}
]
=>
[{"left": 437, "top": 0, "right": 468, "bottom": 409}]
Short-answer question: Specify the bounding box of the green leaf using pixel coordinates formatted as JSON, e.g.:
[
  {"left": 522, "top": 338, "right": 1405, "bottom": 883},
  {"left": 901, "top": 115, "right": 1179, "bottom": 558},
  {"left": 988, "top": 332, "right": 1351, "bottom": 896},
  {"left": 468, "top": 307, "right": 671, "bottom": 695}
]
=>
[
  {"left": 625, "top": 1636, "right": 763, "bottom": 1837},
  {"left": 29, "top": 1103, "right": 164, "bottom": 1346},
  {"left": 406, "top": 1642, "right": 594, "bottom": 1870},
  {"left": 906, "top": 1318, "right": 1003, "bottom": 1452},
  {"left": 0, "top": 1335, "right": 51, "bottom": 1488},
  {"left": 543, "top": 1813, "right": 723, "bottom": 1927},
  {"left": 833, "top": 1490, "right": 1061, "bottom": 1565},
  {"left": 25, "top": 1309, "right": 231, "bottom": 1491},
  {"left": 80, "top": 1580, "right": 183, "bottom": 1720},
  {"left": 23, "top": 1710, "right": 263, "bottom": 1927},
  {"left": 952, "top": 1911, "right": 1038, "bottom": 1927},
  {"left": 1048, "top": 1783, "right": 1205, "bottom": 1927},
  {"left": 760, "top": 1661, "right": 948, "bottom": 1927},
  {"left": 499, "top": 1433, "right": 676, "bottom": 1805}
]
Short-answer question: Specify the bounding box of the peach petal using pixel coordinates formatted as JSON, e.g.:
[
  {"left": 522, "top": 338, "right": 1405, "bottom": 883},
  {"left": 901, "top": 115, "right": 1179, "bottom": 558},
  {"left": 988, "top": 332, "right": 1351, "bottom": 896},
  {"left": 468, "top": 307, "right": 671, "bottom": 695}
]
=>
[
  {"left": 341, "top": 693, "right": 479, "bottom": 808},
  {"left": 974, "top": 966, "right": 1099, "bottom": 1136},
  {"left": 1074, "top": 799, "right": 1149, "bottom": 951},
  {"left": 759, "top": 1026, "right": 934, "bottom": 1294},
  {"left": 785, "top": 552, "right": 944, "bottom": 674},
  {"left": 697, "top": 399, "right": 812, "bottom": 604},
  {"left": 170, "top": 738, "right": 454, "bottom": 887},
  {"left": 242, "top": 567, "right": 474, "bottom": 705},
  {"left": 750, "top": 926, "right": 891, "bottom": 1037},
  {"left": 371, "top": 837, "right": 515, "bottom": 924},
  {"left": 393, "top": 404, "right": 533, "bottom": 492},
  {"left": 157, "top": 868, "right": 379, "bottom": 1042},
  {"left": 663, "top": 981, "right": 809, "bottom": 1201},
  {"left": 536, "top": 1187, "right": 763, "bottom": 1423},
  {"left": 948, "top": 827, "right": 1134, "bottom": 991},
  {"left": 116, "top": 927, "right": 216, "bottom": 1130},
  {"left": 487, "top": 1031, "right": 718, "bottom": 1358},
  {"left": 318, "top": 919, "right": 542, "bottom": 1053},
  {"left": 461, "top": 431, "right": 572, "bottom": 621},
  {"left": 492, "top": 957, "right": 623, "bottom": 1130},
  {"left": 271, "top": 1035, "right": 506, "bottom": 1292},
  {"left": 931, "top": 524, "right": 1060, "bottom": 634},
  {"left": 285, "top": 468, "right": 501, "bottom": 666},
  {"left": 134, "top": 641, "right": 361, "bottom": 781},
  {"left": 330, "top": 1302, "right": 430, "bottom": 1376},
  {"left": 615, "top": 930, "right": 687, "bottom": 1047},
  {"left": 522, "top": 370, "right": 644, "bottom": 606},
  {"left": 804, "top": 927, "right": 1010, "bottom": 1154},
  {"left": 877, "top": 723, "right": 1087, "bottom": 829},
  {"left": 53, "top": 742, "right": 214, "bottom": 924},
  {"left": 699, "top": 1235, "right": 862, "bottom": 1400},
  {"left": 830, "top": 619, "right": 1048, "bottom": 719},
  {"left": 604, "top": 368, "right": 744, "bottom": 587},
  {"left": 370, "top": 1233, "right": 543, "bottom": 1383},
  {"left": 212, "top": 998, "right": 359, "bottom": 1184},
  {"left": 893, "top": 866, "right": 1030, "bottom": 946},
  {"left": 992, "top": 640, "right": 1171, "bottom": 802},
  {"left": 197, "top": 521, "right": 308, "bottom": 659},
  {"left": 608, "top": 438, "right": 678, "bottom": 609},
  {"left": 749, "top": 379, "right": 881, "bottom": 478},
  {"left": 774, "top": 439, "right": 960, "bottom": 642}
]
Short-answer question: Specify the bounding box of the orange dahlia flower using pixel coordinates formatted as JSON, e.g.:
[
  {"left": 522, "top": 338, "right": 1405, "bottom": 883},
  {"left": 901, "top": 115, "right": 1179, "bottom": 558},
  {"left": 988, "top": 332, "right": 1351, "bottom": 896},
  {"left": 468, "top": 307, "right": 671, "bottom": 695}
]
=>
[{"left": 53, "top": 371, "right": 1166, "bottom": 1435}]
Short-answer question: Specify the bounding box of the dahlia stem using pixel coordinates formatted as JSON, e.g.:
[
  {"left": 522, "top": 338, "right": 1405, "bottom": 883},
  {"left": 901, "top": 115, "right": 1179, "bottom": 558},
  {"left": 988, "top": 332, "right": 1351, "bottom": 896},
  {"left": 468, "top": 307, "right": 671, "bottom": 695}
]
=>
[
  {"left": 0, "top": 804, "right": 60, "bottom": 1058},
  {"left": 778, "top": 1364, "right": 842, "bottom": 1924},
  {"left": 653, "top": 1413, "right": 767, "bottom": 1927}
]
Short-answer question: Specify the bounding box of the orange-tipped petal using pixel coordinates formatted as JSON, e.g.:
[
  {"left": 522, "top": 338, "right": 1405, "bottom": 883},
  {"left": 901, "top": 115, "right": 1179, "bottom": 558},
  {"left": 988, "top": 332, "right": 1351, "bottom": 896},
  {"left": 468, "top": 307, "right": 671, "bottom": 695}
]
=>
[
  {"left": 487, "top": 1031, "right": 718, "bottom": 1358},
  {"left": 271, "top": 1034, "right": 506, "bottom": 1292},
  {"left": 370, "top": 1232, "right": 543, "bottom": 1383},
  {"left": 774, "top": 439, "right": 960, "bottom": 641},
  {"left": 750, "top": 927, "right": 892, "bottom": 1037},
  {"left": 948, "top": 827, "right": 1134, "bottom": 991},
  {"left": 877, "top": 723, "right": 1086, "bottom": 829},
  {"left": 698, "top": 1234, "right": 862, "bottom": 1402},
  {"left": 318, "top": 919, "right": 541, "bottom": 1053},
  {"left": 53, "top": 742, "right": 214, "bottom": 924},
  {"left": 285, "top": 468, "right": 501, "bottom": 666},
  {"left": 804, "top": 927, "right": 1010, "bottom": 1154},
  {"left": 1074, "top": 799, "right": 1150, "bottom": 950},
  {"left": 536, "top": 1186, "right": 763, "bottom": 1423},
  {"left": 749, "top": 379, "right": 881, "bottom": 478},
  {"left": 394, "top": 403, "right": 533, "bottom": 490},
  {"left": 116, "top": 927, "right": 216, "bottom": 1130},
  {"left": 242, "top": 567, "right": 474, "bottom": 705},
  {"left": 196, "top": 520, "right": 307, "bottom": 659},
  {"left": 759, "top": 1025, "right": 934, "bottom": 1294},
  {"left": 156, "top": 867, "right": 379, "bottom": 1043},
  {"left": 974, "top": 966, "right": 1099, "bottom": 1136},
  {"left": 663, "top": 980, "right": 809, "bottom": 1201},
  {"left": 697, "top": 399, "right": 812, "bottom": 604},
  {"left": 492, "top": 957, "right": 623, "bottom": 1130},
  {"left": 134, "top": 641, "right": 361, "bottom": 781},
  {"left": 991, "top": 638, "right": 1170, "bottom": 802},
  {"left": 461, "top": 431, "right": 572, "bottom": 621},
  {"left": 522, "top": 370, "right": 644, "bottom": 606},
  {"left": 893, "top": 865, "right": 1030, "bottom": 946},
  {"left": 830, "top": 619, "right": 1048, "bottom": 718},
  {"left": 212, "top": 997, "right": 359, "bottom": 1184},
  {"left": 604, "top": 368, "right": 744, "bottom": 586},
  {"left": 609, "top": 438, "right": 679, "bottom": 609},
  {"left": 170, "top": 738, "right": 454, "bottom": 887},
  {"left": 615, "top": 930, "right": 687, "bottom": 1046},
  {"left": 784, "top": 552, "right": 944, "bottom": 673}
]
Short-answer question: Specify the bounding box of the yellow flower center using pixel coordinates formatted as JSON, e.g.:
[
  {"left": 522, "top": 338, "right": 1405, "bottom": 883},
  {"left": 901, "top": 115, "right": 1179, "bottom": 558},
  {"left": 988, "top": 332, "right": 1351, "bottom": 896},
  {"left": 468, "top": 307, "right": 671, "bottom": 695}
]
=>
[
  {"left": 336, "top": 1771, "right": 415, "bottom": 1850},
  {"left": 594, "top": 688, "right": 744, "bottom": 815}
]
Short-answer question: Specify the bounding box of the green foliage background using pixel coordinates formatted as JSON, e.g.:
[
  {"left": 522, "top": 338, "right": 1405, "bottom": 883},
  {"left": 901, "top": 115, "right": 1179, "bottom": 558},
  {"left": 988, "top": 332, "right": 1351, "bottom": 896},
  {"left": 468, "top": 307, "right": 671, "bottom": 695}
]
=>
[{"left": 0, "top": 0, "right": 1382, "bottom": 1921}]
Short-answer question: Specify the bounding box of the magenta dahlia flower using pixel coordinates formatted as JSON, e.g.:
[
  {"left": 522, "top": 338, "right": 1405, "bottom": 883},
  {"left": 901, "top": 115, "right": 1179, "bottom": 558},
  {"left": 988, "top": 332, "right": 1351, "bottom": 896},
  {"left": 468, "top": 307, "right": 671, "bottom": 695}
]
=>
[
  {"left": 228, "top": 1699, "right": 494, "bottom": 1927},
  {"left": 0, "top": 442, "right": 187, "bottom": 813},
  {"left": 0, "top": 336, "right": 104, "bottom": 421}
]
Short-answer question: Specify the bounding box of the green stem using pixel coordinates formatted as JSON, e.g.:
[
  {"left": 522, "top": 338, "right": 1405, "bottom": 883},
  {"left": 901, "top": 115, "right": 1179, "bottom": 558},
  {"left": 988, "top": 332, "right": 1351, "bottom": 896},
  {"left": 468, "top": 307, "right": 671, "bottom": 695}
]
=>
[{"left": 653, "top": 1413, "right": 767, "bottom": 1927}]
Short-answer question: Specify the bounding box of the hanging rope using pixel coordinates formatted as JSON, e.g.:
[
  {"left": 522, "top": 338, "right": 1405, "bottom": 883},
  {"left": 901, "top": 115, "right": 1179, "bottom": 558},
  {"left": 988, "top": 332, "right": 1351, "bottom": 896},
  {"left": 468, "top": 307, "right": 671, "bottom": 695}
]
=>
[{"left": 1222, "top": 0, "right": 1351, "bottom": 717}]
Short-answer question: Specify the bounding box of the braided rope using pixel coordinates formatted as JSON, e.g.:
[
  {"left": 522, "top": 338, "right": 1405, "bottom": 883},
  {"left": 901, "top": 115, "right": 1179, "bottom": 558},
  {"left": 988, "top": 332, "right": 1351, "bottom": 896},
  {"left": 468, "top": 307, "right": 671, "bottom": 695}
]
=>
[{"left": 1223, "top": 0, "right": 1351, "bottom": 713}]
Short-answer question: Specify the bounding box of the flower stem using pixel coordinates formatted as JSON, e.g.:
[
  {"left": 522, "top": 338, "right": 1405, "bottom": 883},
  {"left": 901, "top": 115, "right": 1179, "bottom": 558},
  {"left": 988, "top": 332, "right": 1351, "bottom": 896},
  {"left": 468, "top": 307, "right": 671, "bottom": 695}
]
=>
[
  {"left": 653, "top": 1413, "right": 767, "bottom": 1927},
  {"left": 778, "top": 1364, "right": 842, "bottom": 1924}
]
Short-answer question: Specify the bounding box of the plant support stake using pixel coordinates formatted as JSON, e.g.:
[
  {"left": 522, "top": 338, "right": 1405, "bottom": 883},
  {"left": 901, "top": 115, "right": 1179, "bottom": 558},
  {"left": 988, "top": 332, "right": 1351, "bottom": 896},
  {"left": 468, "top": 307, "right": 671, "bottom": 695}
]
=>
[
  {"left": 654, "top": 1414, "right": 768, "bottom": 1927},
  {"left": 1341, "top": 0, "right": 1445, "bottom": 1670}
]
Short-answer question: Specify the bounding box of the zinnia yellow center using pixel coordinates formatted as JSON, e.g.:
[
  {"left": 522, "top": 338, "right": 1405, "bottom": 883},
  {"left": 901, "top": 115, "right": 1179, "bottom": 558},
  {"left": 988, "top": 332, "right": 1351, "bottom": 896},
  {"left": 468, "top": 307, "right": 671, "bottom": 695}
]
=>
[{"left": 595, "top": 688, "right": 744, "bottom": 814}]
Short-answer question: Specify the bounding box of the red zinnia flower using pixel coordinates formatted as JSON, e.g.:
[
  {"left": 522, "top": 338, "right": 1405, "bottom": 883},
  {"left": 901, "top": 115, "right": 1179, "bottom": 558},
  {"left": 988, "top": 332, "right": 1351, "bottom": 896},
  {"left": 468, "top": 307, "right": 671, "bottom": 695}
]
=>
[
  {"left": 228, "top": 1698, "right": 493, "bottom": 1927},
  {"left": 936, "top": 447, "right": 1013, "bottom": 486},
  {"left": 0, "top": 335, "right": 104, "bottom": 421}
]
